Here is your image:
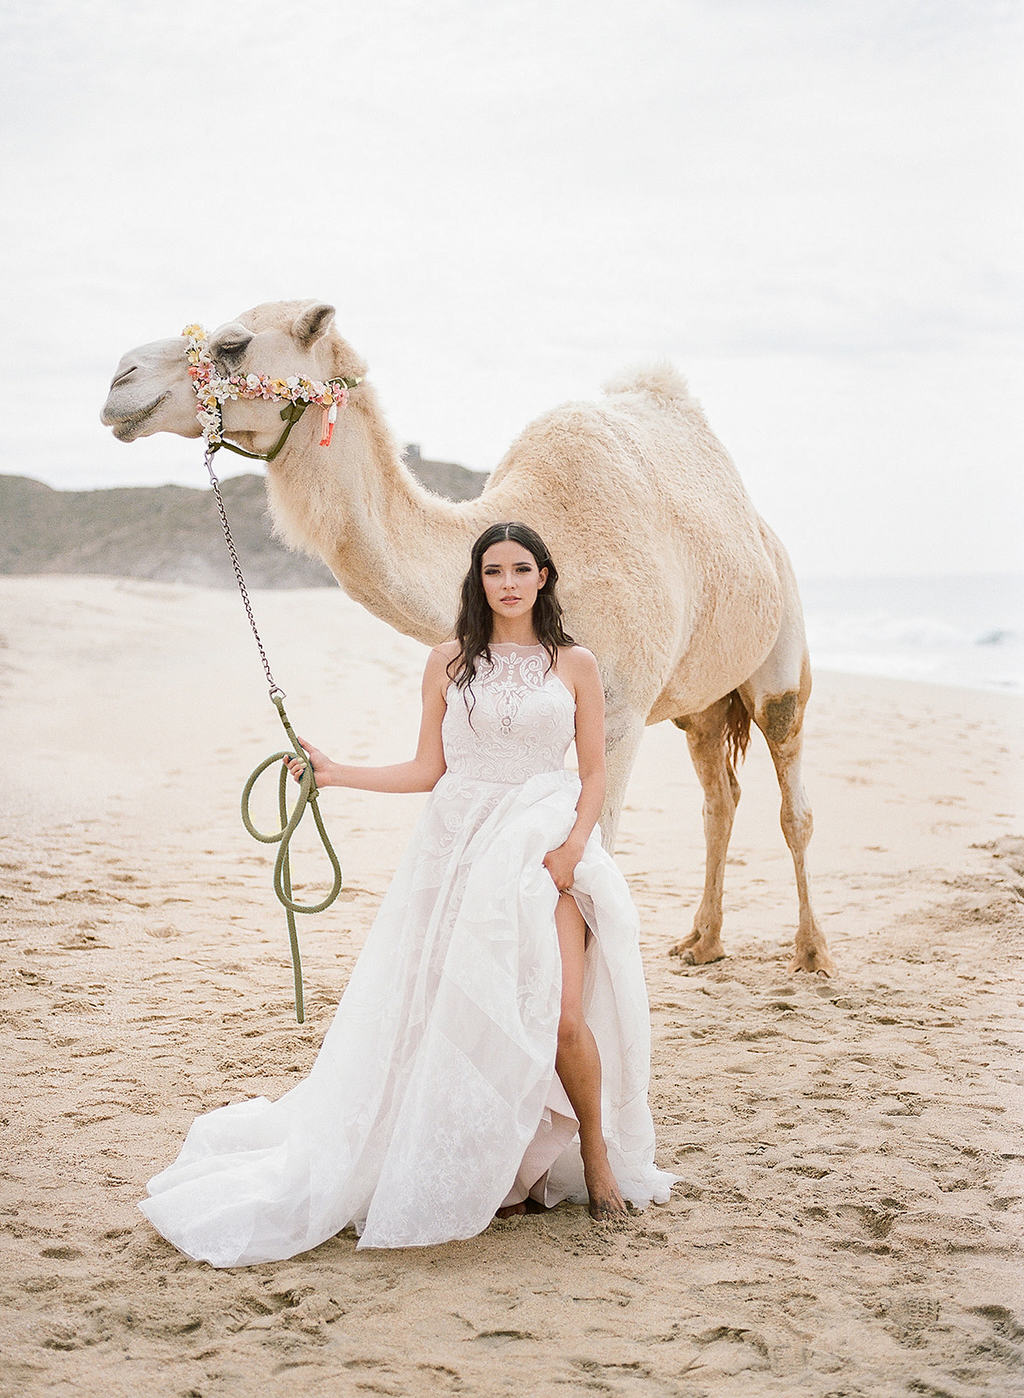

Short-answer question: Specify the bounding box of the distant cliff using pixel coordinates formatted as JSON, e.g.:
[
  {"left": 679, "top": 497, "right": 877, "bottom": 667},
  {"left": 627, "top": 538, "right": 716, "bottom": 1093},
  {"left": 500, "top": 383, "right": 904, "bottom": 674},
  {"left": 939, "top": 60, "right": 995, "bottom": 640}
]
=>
[{"left": 0, "top": 453, "right": 487, "bottom": 589}]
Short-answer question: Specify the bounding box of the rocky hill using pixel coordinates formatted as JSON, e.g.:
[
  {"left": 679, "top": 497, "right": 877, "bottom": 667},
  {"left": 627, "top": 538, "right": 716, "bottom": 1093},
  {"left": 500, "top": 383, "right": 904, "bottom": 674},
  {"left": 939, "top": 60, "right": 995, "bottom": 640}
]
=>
[{"left": 0, "top": 452, "right": 486, "bottom": 588}]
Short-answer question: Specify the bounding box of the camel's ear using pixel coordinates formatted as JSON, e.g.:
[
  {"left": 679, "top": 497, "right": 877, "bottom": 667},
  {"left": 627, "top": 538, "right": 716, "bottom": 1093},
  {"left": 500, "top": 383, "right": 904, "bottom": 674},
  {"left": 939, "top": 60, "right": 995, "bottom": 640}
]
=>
[{"left": 293, "top": 303, "right": 336, "bottom": 348}]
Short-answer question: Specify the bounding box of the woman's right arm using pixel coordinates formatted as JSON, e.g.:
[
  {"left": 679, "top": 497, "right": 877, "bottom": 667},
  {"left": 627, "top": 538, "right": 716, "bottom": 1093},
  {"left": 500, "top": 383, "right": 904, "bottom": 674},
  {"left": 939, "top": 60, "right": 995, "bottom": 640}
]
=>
[{"left": 285, "top": 646, "right": 451, "bottom": 794}]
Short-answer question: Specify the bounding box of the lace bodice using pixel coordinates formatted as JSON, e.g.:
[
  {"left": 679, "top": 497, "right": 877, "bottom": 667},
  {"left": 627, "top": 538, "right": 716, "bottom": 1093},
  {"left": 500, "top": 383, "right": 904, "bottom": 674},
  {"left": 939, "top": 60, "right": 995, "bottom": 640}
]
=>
[{"left": 441, "top": 644, "right": 575, "bottom": 785}]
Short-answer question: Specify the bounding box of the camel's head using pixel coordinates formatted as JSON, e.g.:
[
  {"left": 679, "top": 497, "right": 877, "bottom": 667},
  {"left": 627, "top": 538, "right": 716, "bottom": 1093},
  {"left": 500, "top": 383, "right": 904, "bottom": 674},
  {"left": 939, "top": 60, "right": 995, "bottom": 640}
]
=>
[{"left": 101, "top": 300, "right": 358, "bottom": 454}]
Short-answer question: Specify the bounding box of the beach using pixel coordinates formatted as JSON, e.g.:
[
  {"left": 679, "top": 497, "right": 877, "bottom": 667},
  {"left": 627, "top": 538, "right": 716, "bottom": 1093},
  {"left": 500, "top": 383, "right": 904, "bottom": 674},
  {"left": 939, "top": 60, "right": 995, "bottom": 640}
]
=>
[{"left": 1, "top": 574, "right": 1021, "bottom": 1397}]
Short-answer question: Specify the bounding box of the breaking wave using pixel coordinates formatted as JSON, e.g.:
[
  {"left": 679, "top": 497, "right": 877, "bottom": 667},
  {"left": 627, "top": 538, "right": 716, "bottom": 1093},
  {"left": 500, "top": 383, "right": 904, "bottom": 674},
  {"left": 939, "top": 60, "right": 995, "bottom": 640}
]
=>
[{"left": 799, "top": 574, "right": 1024, "bottom": 694}]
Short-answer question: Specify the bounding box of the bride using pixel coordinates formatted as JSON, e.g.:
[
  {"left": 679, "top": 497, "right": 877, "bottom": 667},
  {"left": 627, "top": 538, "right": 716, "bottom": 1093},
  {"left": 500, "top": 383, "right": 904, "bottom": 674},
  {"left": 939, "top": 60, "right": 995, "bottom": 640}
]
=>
[{"left": 139, "top": 521, "right": 674, "bottom": 1266}]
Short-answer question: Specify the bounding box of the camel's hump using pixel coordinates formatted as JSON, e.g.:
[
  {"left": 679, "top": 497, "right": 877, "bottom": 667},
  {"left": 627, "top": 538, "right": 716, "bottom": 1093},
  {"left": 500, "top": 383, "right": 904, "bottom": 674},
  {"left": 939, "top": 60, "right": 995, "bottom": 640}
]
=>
[{"left": 601, "top": 362, "right": 696, "bottom": 407}]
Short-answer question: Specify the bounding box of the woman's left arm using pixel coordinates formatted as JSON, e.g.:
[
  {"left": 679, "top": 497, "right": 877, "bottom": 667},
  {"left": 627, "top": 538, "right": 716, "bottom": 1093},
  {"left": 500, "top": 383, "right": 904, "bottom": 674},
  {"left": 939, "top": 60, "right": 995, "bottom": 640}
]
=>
[{"left": 543, "top": 648, "right": 607, "bottom": 892}]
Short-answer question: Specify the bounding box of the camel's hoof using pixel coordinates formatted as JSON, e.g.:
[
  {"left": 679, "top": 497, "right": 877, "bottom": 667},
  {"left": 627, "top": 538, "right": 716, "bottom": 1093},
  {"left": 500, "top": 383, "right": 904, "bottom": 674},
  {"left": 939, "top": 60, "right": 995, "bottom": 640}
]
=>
[
  {"left": 669, "top": 941, "right": 725, "bottom": 966},
  {"left": 790, "top": 947, "right": 834, "bottom": 977},
  {"left": 668, "top": 932, "right": 700, "bottom": 956}
]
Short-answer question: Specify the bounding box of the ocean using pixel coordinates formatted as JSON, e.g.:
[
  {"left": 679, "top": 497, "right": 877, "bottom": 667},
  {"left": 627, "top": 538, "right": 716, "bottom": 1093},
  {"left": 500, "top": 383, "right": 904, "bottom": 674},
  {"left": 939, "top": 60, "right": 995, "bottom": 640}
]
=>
[{"left": 799, "top": 573, "right": 1024, "bottom": 696}]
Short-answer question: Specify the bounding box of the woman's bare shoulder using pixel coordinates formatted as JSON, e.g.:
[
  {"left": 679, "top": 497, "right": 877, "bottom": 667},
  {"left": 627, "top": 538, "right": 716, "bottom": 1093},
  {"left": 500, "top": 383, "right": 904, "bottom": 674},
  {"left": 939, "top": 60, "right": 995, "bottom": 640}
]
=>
[
  {"left": 424, "top": 641, "right": 460, "bottom": 695},
  {"left": 556, "top": 643, "right": 599, "bottom": 673},
  {"left": 553, "top": 644, "right": 600, "bottom": 695}
]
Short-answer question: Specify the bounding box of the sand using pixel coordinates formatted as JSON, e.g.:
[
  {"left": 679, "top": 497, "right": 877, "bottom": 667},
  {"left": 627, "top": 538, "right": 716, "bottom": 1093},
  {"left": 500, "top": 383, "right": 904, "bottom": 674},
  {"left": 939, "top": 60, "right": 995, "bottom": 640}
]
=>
[{"left": 1, "top": 574, "right": 1022, "bottom": 1398}]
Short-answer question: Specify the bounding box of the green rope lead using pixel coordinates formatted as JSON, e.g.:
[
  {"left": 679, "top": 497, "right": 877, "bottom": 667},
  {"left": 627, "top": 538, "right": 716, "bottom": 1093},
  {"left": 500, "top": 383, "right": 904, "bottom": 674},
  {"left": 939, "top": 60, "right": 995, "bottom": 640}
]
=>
[
  {"left": 240, "top": 693, "right": 344, "bottom": 1023},
  {"left": 201, "top": 444, "right": 343, "bottom": 1023}
]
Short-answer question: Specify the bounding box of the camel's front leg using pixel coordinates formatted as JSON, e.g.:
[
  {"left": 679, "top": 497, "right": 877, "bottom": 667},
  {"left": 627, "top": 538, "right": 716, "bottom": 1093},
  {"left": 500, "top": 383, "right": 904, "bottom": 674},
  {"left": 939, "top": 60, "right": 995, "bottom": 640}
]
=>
[
  {"left": 669, "top": 695, "right": 739, "bottom": 964},
  {"left": 598, "top": 708, "right": 645, "bottom": 852}
]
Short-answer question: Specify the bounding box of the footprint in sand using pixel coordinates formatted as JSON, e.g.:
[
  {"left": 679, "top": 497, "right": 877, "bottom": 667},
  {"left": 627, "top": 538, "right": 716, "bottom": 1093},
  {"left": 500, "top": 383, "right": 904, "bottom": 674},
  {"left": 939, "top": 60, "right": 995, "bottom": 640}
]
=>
[
  {"left": 471, "top": 1330, "right": 539, "bottom": 1348},
  {"left": 839, "top": 1202, "right": 899, "bottom": 1241},
  {"left": 41, "top": 1326, "right": 81, "bottom": 1352},
  {"left": 972, "top": 1304, "right": 1024, "bottom": 1345},
  {"left": 691, "top": 1325, "right": 770, "bottom": 1377},
  {"left": 884, "top": 1291, "right": 941, "bottom": 1347},
  {"left": 58, "top": 932, "right": 104, "bottom": 950}
]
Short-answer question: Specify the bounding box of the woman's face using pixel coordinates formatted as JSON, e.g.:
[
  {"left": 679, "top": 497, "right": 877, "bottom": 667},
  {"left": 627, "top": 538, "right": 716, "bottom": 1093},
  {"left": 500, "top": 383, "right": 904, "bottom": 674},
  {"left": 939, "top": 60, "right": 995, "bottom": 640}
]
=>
[{"left": 480, "top": 541, "right": 548, "bottom": 623}]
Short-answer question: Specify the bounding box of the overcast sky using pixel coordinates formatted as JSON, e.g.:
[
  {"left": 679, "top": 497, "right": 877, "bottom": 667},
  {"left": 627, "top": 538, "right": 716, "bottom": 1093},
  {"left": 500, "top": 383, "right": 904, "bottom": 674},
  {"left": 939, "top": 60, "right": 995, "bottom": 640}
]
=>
[{"left": 1, "top": 0, "right": 1020, "bottom": 577}]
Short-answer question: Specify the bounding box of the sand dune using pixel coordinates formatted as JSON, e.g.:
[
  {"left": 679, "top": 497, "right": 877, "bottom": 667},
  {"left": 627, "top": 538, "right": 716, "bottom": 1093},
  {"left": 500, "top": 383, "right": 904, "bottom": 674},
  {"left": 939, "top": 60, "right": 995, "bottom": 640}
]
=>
[
  {"left": 0, "top": 460, "right": 484, "bottom": 588},
  {"left": 1, "top": 575, "right": 1021, "bottom": 1397}
]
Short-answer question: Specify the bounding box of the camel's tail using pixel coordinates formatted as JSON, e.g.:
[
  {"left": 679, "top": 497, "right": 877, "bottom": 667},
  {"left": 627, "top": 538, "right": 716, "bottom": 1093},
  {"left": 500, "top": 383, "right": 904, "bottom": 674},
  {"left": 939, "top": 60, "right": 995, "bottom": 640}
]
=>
[
  {"left": 724, "top": 689, "right": 751, "bottom": 770},
  {"left": 601, "top": 361, "right": 697, "bottom": 409}
]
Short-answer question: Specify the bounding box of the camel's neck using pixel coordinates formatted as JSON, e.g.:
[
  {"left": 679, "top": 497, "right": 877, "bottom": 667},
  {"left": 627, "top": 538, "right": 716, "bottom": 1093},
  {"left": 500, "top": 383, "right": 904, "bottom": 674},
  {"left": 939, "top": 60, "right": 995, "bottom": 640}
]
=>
[{"left": 264, "top": 386, "right": 506, "bottom": 644}]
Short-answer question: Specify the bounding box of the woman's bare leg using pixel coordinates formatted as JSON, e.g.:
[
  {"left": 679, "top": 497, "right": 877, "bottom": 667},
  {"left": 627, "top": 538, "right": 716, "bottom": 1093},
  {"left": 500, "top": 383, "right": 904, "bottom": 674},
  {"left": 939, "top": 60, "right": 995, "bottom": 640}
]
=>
[{"left": 555, "top": 892, "right": 626, "bottom": 1220}]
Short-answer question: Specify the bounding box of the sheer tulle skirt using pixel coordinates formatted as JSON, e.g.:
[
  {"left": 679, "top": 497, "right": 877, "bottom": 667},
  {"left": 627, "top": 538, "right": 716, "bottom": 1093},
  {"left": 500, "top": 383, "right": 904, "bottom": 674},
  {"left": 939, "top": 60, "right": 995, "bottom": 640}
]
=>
[{"left": 139, "top": 769, "right": 674, "bottom": 1266}]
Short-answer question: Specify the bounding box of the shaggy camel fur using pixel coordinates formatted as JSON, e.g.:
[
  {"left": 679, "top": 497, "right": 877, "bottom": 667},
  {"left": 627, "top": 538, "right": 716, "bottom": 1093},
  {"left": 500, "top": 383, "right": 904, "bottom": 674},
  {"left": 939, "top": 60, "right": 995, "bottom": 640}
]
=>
[{"left": 102, "top": 299, "right": 832, "bottom": 975}]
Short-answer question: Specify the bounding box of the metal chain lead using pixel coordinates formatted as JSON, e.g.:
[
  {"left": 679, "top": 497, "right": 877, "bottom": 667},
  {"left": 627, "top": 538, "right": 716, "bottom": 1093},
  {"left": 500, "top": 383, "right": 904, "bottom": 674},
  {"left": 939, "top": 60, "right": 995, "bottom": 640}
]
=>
[{"left": 205, "top": 446, "right": 284, "bottom": 698}]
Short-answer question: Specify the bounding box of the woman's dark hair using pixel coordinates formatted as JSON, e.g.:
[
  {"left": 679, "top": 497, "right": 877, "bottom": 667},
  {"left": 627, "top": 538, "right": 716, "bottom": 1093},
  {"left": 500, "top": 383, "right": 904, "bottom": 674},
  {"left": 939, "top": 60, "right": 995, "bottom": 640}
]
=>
[{"left": 447, "top": 522, "right": 576, "bottom": 696}]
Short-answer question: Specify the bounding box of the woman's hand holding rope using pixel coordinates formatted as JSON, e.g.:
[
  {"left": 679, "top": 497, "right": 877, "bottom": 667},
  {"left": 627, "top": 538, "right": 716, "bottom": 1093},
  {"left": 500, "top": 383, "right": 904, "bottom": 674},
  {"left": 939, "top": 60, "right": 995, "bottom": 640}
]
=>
[{"left": 283, "top": 737, "right": 335, "bottom": 788}]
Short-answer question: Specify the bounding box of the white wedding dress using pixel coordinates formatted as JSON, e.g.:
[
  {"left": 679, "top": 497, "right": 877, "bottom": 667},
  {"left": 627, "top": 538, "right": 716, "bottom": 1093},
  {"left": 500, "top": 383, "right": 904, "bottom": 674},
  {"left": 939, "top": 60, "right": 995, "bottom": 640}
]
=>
[{"left": 139, "top": 644, "right": 674, "bottom": 1266}]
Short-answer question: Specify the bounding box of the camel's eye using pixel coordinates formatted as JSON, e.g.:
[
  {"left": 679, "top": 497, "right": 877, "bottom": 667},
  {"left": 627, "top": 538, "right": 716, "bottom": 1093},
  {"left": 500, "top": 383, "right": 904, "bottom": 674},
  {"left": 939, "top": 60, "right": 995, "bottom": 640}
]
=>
[{"left": 210, "top": 333, "right": 252, "bottom": 369}]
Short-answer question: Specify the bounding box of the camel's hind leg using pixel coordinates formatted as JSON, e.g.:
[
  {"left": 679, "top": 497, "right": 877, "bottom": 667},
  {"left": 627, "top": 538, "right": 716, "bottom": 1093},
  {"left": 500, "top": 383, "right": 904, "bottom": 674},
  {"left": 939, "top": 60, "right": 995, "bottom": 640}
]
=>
[
  {"left": 668, "top": 693, "right": 743, "bottom": 965},
  {"left": 739, "top": 515, "right": 833, "bottom": 973},
  {"left": 740, "top": 651, "right": 834, "bottom": 977}
]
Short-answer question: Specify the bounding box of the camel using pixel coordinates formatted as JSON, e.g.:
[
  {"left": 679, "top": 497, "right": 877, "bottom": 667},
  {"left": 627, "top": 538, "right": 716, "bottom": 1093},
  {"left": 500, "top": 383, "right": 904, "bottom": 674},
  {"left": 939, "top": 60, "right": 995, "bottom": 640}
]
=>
[{"left": 101, "top": 299, "right": 832, "bottom": 975}]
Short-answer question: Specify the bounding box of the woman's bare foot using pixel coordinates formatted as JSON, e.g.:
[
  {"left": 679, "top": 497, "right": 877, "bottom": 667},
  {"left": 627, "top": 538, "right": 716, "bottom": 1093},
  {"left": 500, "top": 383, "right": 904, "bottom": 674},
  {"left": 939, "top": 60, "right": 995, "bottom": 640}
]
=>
[
  {"left": 583, "top": 1154, "right": 627, "bottom": 1221},
  {"left": 587, "top": 1185, "right": 627, "bottom": 1221},
  {"left": 495, "top": 1201, "right": 526, "bottom": 1219}
]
